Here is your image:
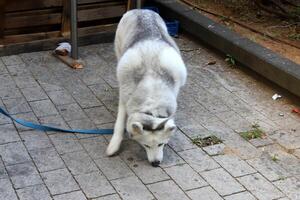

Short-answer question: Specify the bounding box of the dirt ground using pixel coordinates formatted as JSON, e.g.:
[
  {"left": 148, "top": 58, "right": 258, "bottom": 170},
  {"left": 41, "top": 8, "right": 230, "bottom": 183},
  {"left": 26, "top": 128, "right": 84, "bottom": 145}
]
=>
[{"left": 182, "top": 0, "right": 300, "bottom": 65}]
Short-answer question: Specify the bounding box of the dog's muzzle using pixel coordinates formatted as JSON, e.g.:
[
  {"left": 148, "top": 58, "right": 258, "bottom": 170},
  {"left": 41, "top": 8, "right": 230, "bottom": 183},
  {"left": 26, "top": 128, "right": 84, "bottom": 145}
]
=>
[{"left": 151, "top": 161, "right": 161, "bottom": 167}]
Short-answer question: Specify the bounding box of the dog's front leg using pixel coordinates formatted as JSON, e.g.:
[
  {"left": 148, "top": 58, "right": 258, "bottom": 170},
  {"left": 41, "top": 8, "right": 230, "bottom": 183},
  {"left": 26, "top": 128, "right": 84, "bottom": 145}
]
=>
[{"left": 106, "top": 100, "right": 126, "bottom": 156}]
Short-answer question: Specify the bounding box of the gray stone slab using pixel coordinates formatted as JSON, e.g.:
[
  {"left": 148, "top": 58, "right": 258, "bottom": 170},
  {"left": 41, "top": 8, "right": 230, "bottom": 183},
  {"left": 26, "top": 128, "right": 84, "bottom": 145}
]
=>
[
  {"left": 41, "top": 168, "right": 79, "bottom": 195},
  {"left": 6, "top": 64, "right": 31, "bottom": 76},
  {"left": 202, "top": 143, "right": 226, "bottom": 156},
  {"left": 0, "top": 159, "right": 8, "bottom": 179},
  {"left": 247, "top": 156, "right": 290, "bottom": 182},
  {"left": 39, "top": 114, "right": 69, "bottom": 130},
  {"left": 273, "top": 177, "right": 300, "bottom": 200},
  {"left": 68, "top": 118, "right": 98, "bottom": 139},
  {"left": 2, "top": 55, "right": 24, "bottom": 66},
  {"left": 0, "top": 87, "right": 22, "bottom": 100},
  {"left": 19, "top": 130, "right": 52, "bottom": 151},
  {"left": 13, "top": 112, "right": 40, "bottom": 132},
  {"left": 168, "top": 130, "right": 196, "bottom": 152},
  {"left": 72, "top": 90, "right": 103, "bottom": 109},
  {"left": 0, "top": 60, "right": 8, "bottom": 74},
  {"left": 30, "top": 99, "right": 58, "bottom": 117},
  {"left": 0, "top": 100, "right": 13, "bottom": 125},
  {"left": 21, "top": 86, "right": 48, "bottom": 102},
  {"left": 13, "top": 75, "right": 39, "bottom": 89},
  {"left": 84, "top": 106, "right": 115, "bottom": 125},
  {"left": 128, "top": 160, "right": 170, "bottom": 184},
  {"left": 47, "top": 90, "right": 76, "bottom": 105},
  {"left": 164, "top": 163, "right": 207, "bottom": 191},
  {"left": 75, "top": 171, "right": 115, "bottom": 198},
  {"left": 3, "top": 97, "right": 31, "bottom": 115},
  {"left": 118, "top": 140, "right": 147, "bottom": 164},
  {"left": 0, "top": 124, "right": 20, "bottom": 144},
  {"left": 147, "top": 180, "right": 189, "bottom": 200},
  {"left": 0, "top": 178, "right": 18, "bottom": 200},
  {"left": 61, "top": 151, "right": 98, "bottom": 175},
  {"left": 93, "top": 194, "right": 121, "bottom": 200},
  {"left": 29, "top": 147, "right": 65, "bottom": 172},
  {"left": 79, "top": 136, "right": 107, "bottom": 159},
  {"left": 200, "top": 168, "right": 245, "bottom": 196},
  {"left": 57, "top": 103, "right": 87, "bottom": 121},
  {"left": 6, "top": 162, "right": 43, "bottom": 189},
  {"left": 224, "top": 191, "right": 256, "bottom": 200},
  {"left": 49, "top": 133, "right": 84, "bottom": 154},
  {"left": 249, "top": 137, "right": 274, "bottom": 147},
  {"left": 237, "top": 173, "right": 284, "bottom": 200},
  {"left": 0, "top": 142, "right": 31, "bottom": 165},
  {"left": 213, "top": 155, "right": 256, "bottom": 177},
  {"left": 178, "top": 148, "right": 219, "bottom": 172},
  {"left": 111, "top": 176, "right": 154, "bottom": 200},
  {"left": 94, "top": 156, "right": 134, "bottom": 180},
  {"left": 186, "top": 186, "right": 223, "bottom": 200},
  {"left": 17, "top": 184, "right": 52, "bottom": 200},
  {"left": 270, "top": 130, "right": 300, "bottom": 150},
  {"left": 53, "top": 191, "right": 87, "bottom": 200}
]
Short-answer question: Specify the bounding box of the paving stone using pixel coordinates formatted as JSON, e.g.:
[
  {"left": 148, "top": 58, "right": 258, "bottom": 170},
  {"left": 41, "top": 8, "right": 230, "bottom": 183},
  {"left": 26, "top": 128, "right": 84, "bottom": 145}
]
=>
[
  {"left": 13, "top": 112, "right": 40, "bottom": 132},
  {"left": 39, "top": 114, "right": 69, "bottom": 130},
  {"left": 159, "top": 145, "right": 185, "bottom": 168},
  {"left": 0, "top": 178, "right": 18, "bottom": 200},
  {"left": 61, "top": 151, "right": 98, "bottom": 175},
  {"left": 201, "top": 168, "right": 244, "bottom": 196},
  {"left": 6, "top": 64, "right": 31, "bottom": 76},
  {"left": 57, "top": 103, "right": 87, "bottom": 121},
  {"left": 79, "top": 136, "right": 107, "bottom": 158},
  {"left": 247, "top": 156, "right": 290, "bottom": 181},
  {"left": 13, "top": 75, "right": 39, "bottom": 89},
  {"left": 273, "top": 177, "right": 300, "bottom": 200},
  {"left": 178, "top": 148, "right": 219, "bottom": 172},
  {"left": 111, "top": 176, "right": 154, "bottom": 200},
  {"left": 19, "top": 130, "right": 52, "bottom": 151},
  {"left": 270, "top": 131, "right": 300, "bottom": 150},
  {"left": 6, "top": 162, "right": 43, "bottom": 189},
  {"left": 202, "top": 143, "right": 226, "bottom": 156},
  {"left": 72, "top": 90, "right": 103, "bottom": 109},
  {"left": 29, "top": 147, "right": 65, "bottom": 172},
  {"left": 0, "top": 87, "right": 22, "bottom": 100},
  {"left": 249, "top": 137, "right": 274, "bottom": 147},
  {"left": 237, "top": 173, "right": 284, "bottom": 200},
  {"left": 0, "top": 159, "right": 8, "bottom": 179},
  {"left": 68, "top": 118, "right": 99, "bottom": 139},
  {"left": 17, "top": 184, "right": 52, "bottom": 200},
  {"left": 94, "top": 156, "right": 134, "bottom": 180},
  {"left": 39, "top": 81, "right": 64, "bottom": 92},
  {"left": 0, "top": 100, "right": 13, "bottom": 125},
  {"left": 179, "top": 123, "right": 212, "bottom": 139},
  {"left": 49, "top": 133, "right": 84, "bottom": 154},
  {"left": 75, "top": 171, "right": 115, "bottom": 198},
  {"left": 0, "top": 60, "right": 8, "bottom": 74},
  {"left": 2, "top": 55, "right": 24, "bottom": 65},
  {"left": 93, "top": 194, "right": 121, "bottom": 200},
  {"left": 168, "top": 130, "right": 196, "bottom": 152},
  {"left": 84, "top": 106, "right": 115, "bottom": 125},
  {"left": 0, "top": 142, "right": 31, "bottom": 165},
  {"left": 128, "top": 160, "right": 170, "bottom": 184},
  {"left": 41, "top": 168, "right": 79, "bottom": 195},
  {"left": 3, "top": 97, "right": 31, "bottom": 114},
  {"left": 53, "top": 191, "right": 87, "bottom": 200},
  {"left": 48, "top": 90, "right": 76, "bottom": 105},
  {"left": 213, "top": 155, "right": 256, "bottom": 177},
  {"left": 118, "top": 139, "right": 148, "bottom": 163},
  {"left": 0, "top": 74, "right": 16, "bottom": 88},
  {"left": 216, "top": 110, "right": 251, "bottom": 131},
  {"left": 21, "top": 86, "right": 48, "bottom": 102},
  {"left": 186, "top": 186, "right": 223, "bottom": 200},
  {"left": 224, "top": 191, "right": 256, "bottom": 200},
  {"left": 294, "top": 149, "right": 300, "bottom": 159},
  {"left": 0, "top": 124, "right": 20, "bottom": 144},
  {"left": 147, "top": 180, "right": 189, "bottom": 200},
  {"left": 164, "top": 163, "right": 207, "bottom": 190},
  {"left": 30, "top": 99, "right": 58, "bottom": 117}
]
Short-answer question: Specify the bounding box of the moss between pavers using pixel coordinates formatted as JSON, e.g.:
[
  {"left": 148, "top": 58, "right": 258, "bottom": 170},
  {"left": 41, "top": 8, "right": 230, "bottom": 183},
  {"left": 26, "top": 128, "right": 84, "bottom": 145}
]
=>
[
  {"left": 239, "top": 124, "right": 266, "bottom": 141},
  {"left": 192, "top": 135, "right": 223, "bottom": 148}
]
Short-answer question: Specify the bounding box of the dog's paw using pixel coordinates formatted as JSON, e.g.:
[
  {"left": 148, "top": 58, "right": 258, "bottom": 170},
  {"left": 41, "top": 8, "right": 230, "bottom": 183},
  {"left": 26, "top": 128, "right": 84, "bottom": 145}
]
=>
[{"left": 106, "top": 141, "right": 121, "bottom": 156}]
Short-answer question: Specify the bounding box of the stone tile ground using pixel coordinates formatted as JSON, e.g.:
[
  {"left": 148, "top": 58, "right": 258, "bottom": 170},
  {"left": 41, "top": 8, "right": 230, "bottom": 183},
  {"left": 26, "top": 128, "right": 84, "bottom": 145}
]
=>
[{"left": 0, "top": 34, "right": 300, "bottom": 200}]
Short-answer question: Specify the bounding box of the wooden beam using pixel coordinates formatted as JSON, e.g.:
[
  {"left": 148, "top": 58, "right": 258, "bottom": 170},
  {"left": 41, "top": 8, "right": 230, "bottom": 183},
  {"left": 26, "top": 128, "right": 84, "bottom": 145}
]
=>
[{"left": 61, "top": 0, "right": 71, "bottom": 37}]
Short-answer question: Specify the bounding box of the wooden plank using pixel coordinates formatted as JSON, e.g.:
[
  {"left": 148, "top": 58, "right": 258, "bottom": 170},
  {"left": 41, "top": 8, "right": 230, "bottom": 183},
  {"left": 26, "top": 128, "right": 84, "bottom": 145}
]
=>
[
  {"left": 5, "top": 0, "right": 62, "bottom": 12},
  {"left": 61, "top": 0, "right": 71, "bottom": 37},
  {"left": 78, "top": 4, "right": 126, "bottom": 21},
  {"left": 0, "top": 0, "right": 6, "bottom": 38}
]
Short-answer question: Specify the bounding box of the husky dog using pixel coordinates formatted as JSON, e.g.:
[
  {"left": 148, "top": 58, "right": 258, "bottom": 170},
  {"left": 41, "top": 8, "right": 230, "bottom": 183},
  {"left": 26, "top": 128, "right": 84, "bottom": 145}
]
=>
[{"left": 106, "top": 9, "right": 187, "bottom": 167}]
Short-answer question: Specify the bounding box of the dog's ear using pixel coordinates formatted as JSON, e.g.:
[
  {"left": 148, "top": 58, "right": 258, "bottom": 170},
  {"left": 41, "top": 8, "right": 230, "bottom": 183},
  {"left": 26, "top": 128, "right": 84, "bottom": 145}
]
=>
[
  {"left": 131, "top": 122, "right": 143, "bottom": 135},
  {"left": 164, "top": 119, "right": 177, "bottom": 132}
]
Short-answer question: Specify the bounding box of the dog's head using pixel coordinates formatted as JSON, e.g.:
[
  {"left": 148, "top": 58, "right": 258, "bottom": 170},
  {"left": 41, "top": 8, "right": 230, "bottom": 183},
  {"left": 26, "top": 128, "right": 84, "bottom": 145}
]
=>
[{"left": 126, "top": 112, "right": 176, "bottom": 167}]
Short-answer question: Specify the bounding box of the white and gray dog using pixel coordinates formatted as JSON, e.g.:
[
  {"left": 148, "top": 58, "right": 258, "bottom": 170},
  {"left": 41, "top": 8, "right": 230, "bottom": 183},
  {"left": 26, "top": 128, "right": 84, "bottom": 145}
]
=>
[{"left": 106, "top": 9, "right": 187, "bottom": 167}]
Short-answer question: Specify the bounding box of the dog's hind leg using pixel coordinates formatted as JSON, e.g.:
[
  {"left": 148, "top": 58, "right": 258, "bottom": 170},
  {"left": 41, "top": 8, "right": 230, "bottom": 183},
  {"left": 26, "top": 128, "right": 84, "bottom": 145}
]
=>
[{"left": 106, "top": 100, "right": 126, "bottom": 156}]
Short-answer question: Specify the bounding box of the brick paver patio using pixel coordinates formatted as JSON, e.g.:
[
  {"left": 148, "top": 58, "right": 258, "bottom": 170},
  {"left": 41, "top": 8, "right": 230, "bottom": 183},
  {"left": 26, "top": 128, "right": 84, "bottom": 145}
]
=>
[{"left": 0, "top": 35, "right": 300, "bottom": 200}]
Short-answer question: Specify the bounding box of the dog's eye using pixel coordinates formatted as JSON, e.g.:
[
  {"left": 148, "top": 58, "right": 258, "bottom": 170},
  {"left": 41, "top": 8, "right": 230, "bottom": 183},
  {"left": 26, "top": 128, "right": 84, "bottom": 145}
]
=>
[
  {"left": 158, "top": 143, "right": 164, "bottom": 147},
  {"left": 144, "top": 144, "right": 150, "bottom": 148}
]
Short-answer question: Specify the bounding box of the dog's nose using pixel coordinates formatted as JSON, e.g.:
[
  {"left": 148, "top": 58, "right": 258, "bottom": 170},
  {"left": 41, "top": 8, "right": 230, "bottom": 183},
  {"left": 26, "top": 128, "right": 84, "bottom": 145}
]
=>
[{"left": 151, "top": 161, "right": 160, "bottom": 167}]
